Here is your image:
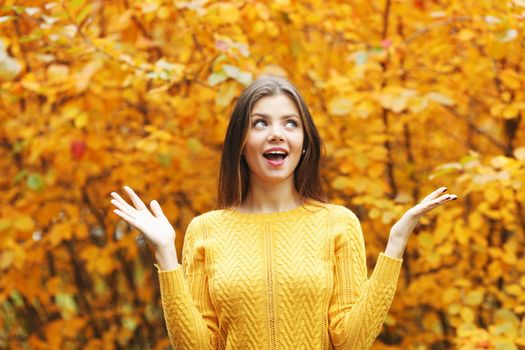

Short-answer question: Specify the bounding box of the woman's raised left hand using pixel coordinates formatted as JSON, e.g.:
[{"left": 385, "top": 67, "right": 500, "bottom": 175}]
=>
[{"left": 384, "top": 187, "right": 458, "bottom": 259}]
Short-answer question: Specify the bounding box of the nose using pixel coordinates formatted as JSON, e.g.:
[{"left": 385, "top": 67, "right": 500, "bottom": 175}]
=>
[{"left": 268, "top": 125, "right": 285, "bottom": 142}]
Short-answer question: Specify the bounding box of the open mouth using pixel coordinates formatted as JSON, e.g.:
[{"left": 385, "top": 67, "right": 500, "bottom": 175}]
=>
[{"left": 262, "top": 151, "right": 288, "bottom": 161}]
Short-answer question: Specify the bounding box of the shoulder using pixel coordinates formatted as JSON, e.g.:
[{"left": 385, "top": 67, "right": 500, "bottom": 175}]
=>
[
  {"left": 185, "top": 209, "right": 228, "bottom": 231},
  {"left": 320, "top": 202, "right": 360, "bottom": 223},
  {"left": 324, "top": 204, "right": 365, "bottom": 249}
]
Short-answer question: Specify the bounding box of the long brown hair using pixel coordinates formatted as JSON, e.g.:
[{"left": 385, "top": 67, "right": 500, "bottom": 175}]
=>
[{"left": 217, "top": 75, "right": 327, "bottom": 209}]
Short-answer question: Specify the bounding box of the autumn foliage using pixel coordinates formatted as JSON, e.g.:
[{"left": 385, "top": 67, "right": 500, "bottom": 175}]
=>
[{"left": 1, "top": 0, "right": 525, "bottom": 349}]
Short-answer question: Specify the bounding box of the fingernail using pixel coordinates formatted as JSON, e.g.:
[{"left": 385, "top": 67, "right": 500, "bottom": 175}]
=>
[
  {"left": 452, "top": 197, "right": 457, "bottom": 200},
  {"left": 442, "top": 187, "right": 447, "bottom": 192}
]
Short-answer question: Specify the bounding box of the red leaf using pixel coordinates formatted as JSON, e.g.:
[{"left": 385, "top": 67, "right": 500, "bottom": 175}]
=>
[{"left": 70, "top": 140, "right": 86, "bottom": 160}]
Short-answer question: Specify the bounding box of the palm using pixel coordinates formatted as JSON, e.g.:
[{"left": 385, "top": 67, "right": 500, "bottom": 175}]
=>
[
  {"left": 110, "top": 186, "right": 175, "bottom": 249},
  {"left": 408, "top": 186, "right": 458, "bottom": 218},
  {"left": 390, "top": 186, "right": 458, "bottom": 239}
]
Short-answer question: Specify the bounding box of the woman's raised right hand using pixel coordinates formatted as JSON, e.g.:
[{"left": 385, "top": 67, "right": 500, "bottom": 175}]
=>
[{"left": 110, "top": 186, "right": 176, "bottom": 250}]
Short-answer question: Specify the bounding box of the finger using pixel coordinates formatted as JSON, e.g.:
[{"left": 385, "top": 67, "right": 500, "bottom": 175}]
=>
[
  {"left": 110, "top": 199, "right": 134, "bottom": 217},
  {"left": 113, "top": 209, "right": 139, "bottom": 227},
  {"left": 421, "top": 187, "right": 448, "bottom": 202},
  {"left": 412, "top": 194, "right": 458, "bottom": 216},
  {"left": 124, "top": 186, "right": 147, "bottom": 210},
  {"left": 150, "top": 200, "right": 164, "bottom": 218},
  {"left": 429, "top": 194, "right": 457, "bottom": 205},
  {"left": 111, "top": 192, "right": 137, "bottom": 212}
]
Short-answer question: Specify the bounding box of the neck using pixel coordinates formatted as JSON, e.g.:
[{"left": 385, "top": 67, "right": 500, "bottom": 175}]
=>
[{"left": 238, "top": 176, "right": 303, "bottom": 214}]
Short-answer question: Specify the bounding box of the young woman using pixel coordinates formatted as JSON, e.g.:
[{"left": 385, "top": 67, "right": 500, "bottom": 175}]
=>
[{"left": 110, "top": 76, "right": 458, "bottom": 349}]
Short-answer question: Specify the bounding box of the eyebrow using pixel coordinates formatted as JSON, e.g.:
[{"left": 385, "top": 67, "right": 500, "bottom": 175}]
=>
[{"left": 251, "top": 113, "right": 300, "bottom": 119}]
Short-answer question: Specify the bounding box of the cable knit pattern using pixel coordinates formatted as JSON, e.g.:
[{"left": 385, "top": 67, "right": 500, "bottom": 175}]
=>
[{"left": 156, "top": 201, "right": 403, "bottom": 349}]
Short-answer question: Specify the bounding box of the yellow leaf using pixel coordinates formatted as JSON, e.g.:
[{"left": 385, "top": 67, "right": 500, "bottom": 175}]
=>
[
  {"left": 455, "top": 223, "right": 470, "bottom": 245},
  {"left": 74, "top": 112, "right": 88, "bottom": 128},
  {"left": 135, "top": 139, "right": 157, "bottom": 153},
  {"left": 468, "top": 212, "right": 484, "bottom": 230},
  {"left": 465, "top": 289, "right": 484, "bottom": 306},
  {"left": 381, "top": 211, "right": 396, "bottom": 224},
  {"left": 495, "top": 308, "right": 519, "bottom": 323},
  {"left": 0, "top": 250, "right": 15, "bottom": 269},
  {"left": 75, "top": 60, "right": 103, "bottom": 92},
  {"left": 490, "top": 103, "right": 507, "bottom": 117},
  {"left": 331, "top": 176, "right": 352, "bottom": 190},
  {"left": 355, "top": 99, "right": 376, "bottom": 118},
  {"left": 368, "top": 208, "right": 380, "bottom": 220},
  {"left": 491, "top": 155, "right": 510, "bottom": 168},
  {"left": 408, "top": 95, "right": 429, "bottom": 113},
  {"left": 49, "top": 222, "right": 73, "bottom": 246},
  {"left": 460, "top": 307, "right": 475, "bottom": 323},
  {"left": 448, "top": 303, "right": 461, "bottom": 315},
  {"left": 458, "top": 29, "right": 476, "bottom": 41},
  {"left": 75, "top": 223, "right": 89, "bottom": 239},
  {"left": 47, "top": 64, "right": 70, "bottom": 83},
  {"left": 417, "top": 232, "right": 434, "bottom": 250},
  {"left": 266, "top": 21, "right": 280, "bottom": 37},
  {"left": 378, "top": 86, "right": 416, "bottom": 113},
  {"left": 484, "top": 187, "right": 500, "bottom": 204},
  {"left": 502, "top": 250, "right": 517, "bottom": 265},
  {"left": 503, "top": 104, "right": 519, "bottom": 119},
  {"left": 205, "top": 3, "right": 240, "bottom": 25},
  {"left": 520, "top": 275, "right": 525, "bottom": 287},
  {"left": 442, "top": 287, "right": 459, "bottom": 304},
  {"left": 0, "top": 41, "right": 22, "bottom": 80},
  {"left": 426, "top": 92, "right": 455, "bottom": 106},
  {"left": 494, "top": 341, "right": 517, "bottom": 350},
  {"left": 253, "top": 20, "right": 265, "bottom": 34},
  {"left": 14, "top": 216, "right": 35, "bottom": 231},
  {"left": 504, "top": 284, "right": 521, "bottom": 296},
  {"left": 500, "top": 69, "right": 521, "bottom": 90},
  {"left": 254, "top": 2, "right": 269, "bottom": 20},
  {"left": 328, "top": 97, "right": 353, "bottom": 116}
]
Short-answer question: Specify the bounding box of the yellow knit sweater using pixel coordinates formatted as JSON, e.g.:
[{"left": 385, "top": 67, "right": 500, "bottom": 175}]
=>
[{"left": 156, "top": 201, "right": 403, "bottom": 349}]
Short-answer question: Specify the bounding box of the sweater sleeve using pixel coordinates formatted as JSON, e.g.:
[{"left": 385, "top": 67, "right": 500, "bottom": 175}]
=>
[
  {"left": 156, "top": 216, "right": 219, "bottom": 349},
  {"left": 328, "top": 208, "right": 403, "bottom": 350}
]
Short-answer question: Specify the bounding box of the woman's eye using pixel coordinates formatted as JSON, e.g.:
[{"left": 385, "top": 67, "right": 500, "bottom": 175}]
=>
[
  {"left": 253, "top": 119, "right": 267, "bottom": 127},
  {"left": 286, "top": 120, "right": 299, "bottom": 127}
]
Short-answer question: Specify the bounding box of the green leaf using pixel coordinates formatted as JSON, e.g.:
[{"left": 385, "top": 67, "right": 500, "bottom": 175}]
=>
[
  {"left": 19, "top": 30, "right": 43, "bottom": 43},
  {"left": 0, "top": 16, "right": 13, "bottom": 23},
  {"left": 12, "top": 140, "right": 26, "bottom": 154},
  {"left": 0, "top": 218, "right": 11, "bottom": 232},
  {"left": 10, "top": 291, "right": 24, "bottom": 307},
  {"left": 122, "top": 317, "right": 138, "bottom": 331},
  {"left": 222, "top": 65, "right": 252, "bottom": 86},
  {"left": 212, "top": 54, "right": 227, "bottom": 67},
  {"left": 496, "top": 29, "right": 517, "bottom": 43},
  {"left": 215, "top": 82, "right": 237, "bottom": 107},
  {"left": 14, "top": 169, "right": 29, "bottom": 184},
  {"left": 55, "top": 293, "right": 78, "bottom": 318},
  {"left": 27, "top": 173, "right": 45, "bottom": 191},
  {"left": 13, "top": 6, "right": 25, "bottom": 15},
  {"left": 187, "top": 137, "right": 203, "bottom": 153},
  {"left": 158, "top": 153, "right": 171, "bottom": 167},
  {"left": 76, "top": 3, "right": 93, "bottom": 24},
  {"left": 69, "top": 0, "right": 86, "bottom": 11},
  {"left": 353, "top": 51, "right": 368, "bottom": 65},
  {"left": 208, "top": 71, "right": 228, "bottom": 86}
]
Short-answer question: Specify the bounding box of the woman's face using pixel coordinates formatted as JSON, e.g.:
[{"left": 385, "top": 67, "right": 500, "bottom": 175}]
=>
[{"left": 242, "top": 94, "right": 304, "bottom": 185}]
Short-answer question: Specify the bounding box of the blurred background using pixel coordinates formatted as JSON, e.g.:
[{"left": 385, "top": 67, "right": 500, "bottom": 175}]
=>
[{"left": 1, "top": 0, "right": 525, "bottom": 349}]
